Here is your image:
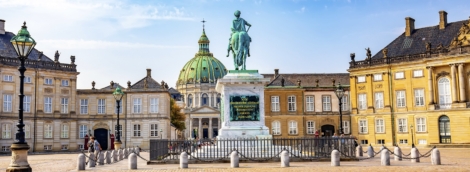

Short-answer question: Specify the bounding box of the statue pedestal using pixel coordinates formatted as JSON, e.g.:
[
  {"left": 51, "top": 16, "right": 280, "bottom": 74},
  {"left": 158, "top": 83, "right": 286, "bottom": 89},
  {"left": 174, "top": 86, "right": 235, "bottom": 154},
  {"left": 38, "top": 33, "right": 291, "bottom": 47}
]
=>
[
  {"left": 6, "top": 143, "right": 31, "bottom": 172},
  {"left": 215, "top": 70, "right": 271, "bottom": 139}
]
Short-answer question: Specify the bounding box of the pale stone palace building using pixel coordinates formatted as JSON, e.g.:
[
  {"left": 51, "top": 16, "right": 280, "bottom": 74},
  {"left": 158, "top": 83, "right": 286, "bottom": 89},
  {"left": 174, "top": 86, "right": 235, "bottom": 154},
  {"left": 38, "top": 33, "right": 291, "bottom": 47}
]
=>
[{"left": 0, "top": 20, "right": 171, "bottom": 152}]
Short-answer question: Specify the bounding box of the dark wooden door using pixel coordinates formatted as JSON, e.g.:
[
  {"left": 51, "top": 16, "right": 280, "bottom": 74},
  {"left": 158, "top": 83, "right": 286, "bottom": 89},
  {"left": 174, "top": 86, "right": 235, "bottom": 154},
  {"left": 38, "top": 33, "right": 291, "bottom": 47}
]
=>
[
  {"left": 94, "top": 128, "right": 108, "bottom": 150},
  {"left": 203, "top": 129, "right": 208, "bottom": 138},
  {"left": 321, "top": 125, "right": 335, "bottom": 137}
]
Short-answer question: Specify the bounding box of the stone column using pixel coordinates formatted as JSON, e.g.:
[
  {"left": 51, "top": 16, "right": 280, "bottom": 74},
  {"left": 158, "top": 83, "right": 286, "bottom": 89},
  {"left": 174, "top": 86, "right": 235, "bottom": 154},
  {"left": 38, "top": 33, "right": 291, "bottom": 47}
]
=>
[
  {"left": 427, "top": 67, "right": 434, "bottom": 104},
  {"left": 458, "top": 63, "right": 466, "bottom": 102},
  {"left": 198, "top": 118, "right": 202, "bottom": 139},
  {"left": 199, "top": 92, "right": 202, "bottom": 107},
  {"left": 209, "top": 93, "right": 212, "bottom": 107},
  {"left": 189, "top": 117, "right": 192, "bottom": 139},
  {"left": 450, "top": 64, "right": 458, "bottom": 103},
  {"left": 209, "top": 118, "right": 213, "bottom": 138}
]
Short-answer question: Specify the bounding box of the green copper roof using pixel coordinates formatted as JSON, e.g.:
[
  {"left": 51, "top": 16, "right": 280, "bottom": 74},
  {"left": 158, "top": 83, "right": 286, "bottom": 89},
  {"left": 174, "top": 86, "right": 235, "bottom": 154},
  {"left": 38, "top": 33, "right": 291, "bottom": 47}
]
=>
[{"left": 177, "top": 29, "right": 227, "bottom": 85}]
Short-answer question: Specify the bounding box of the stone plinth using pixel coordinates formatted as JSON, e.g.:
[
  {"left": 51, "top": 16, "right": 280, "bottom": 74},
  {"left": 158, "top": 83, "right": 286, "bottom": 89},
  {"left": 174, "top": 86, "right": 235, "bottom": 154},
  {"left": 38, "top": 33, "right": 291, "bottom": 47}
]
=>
[{"left": 6, "top": 143, "right": 32, "bottom": 172}]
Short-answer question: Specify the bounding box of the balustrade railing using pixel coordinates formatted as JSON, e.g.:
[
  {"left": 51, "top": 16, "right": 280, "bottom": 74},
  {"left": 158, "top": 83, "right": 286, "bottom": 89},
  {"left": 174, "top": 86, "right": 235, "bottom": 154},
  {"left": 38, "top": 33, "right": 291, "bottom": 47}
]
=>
[{"left": 0, "top": 56, "right": 77, "bottom": 72}]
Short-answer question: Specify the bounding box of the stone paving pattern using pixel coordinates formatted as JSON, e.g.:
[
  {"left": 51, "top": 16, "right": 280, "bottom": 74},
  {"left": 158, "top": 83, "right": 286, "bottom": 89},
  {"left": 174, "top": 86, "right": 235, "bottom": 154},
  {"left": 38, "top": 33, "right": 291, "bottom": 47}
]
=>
[{"left": 0, "top": 148, "right": 469, "bottom": 171}]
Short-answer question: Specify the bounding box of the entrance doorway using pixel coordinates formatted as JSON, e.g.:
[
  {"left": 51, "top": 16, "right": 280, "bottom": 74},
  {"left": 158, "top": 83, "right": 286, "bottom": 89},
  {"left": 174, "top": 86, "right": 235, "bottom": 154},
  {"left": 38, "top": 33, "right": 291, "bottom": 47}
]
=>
[
  {"left": 439, "top": 115, "right": 451, "bottom": 143},
  {"left": 203, "top": 129, "right": 208, "bottom": 138},
  {"left": 94, "top": 128, "right": 108, "bottom": 150},
  {"left": 213, "top": 129, "right": 218, "bottom": 138},
  {"left": 321, "top": 125, "right": 335, "bottom": 137}
]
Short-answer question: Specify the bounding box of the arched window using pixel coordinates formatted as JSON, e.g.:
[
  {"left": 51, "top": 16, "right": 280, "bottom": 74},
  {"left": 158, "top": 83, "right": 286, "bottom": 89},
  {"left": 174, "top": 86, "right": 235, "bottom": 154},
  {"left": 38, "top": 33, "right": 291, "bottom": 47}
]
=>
[
  {"left": 288, "top": 121, "right": 298, "bottom": 135},
  {"left": 438, "top": 78, "right": 451, "bottom": 109},
  {"left": 202, "top": 93, "right": 208, "bottom": 106},
  {"left": 439, "top": 115, "right": 451, "bottom": 143},
  {"left": 271, "top": 121, "right": 281, "bottom": 135},
  {"left": 188, "top": 94, "right": 193, "bottom": 107}
]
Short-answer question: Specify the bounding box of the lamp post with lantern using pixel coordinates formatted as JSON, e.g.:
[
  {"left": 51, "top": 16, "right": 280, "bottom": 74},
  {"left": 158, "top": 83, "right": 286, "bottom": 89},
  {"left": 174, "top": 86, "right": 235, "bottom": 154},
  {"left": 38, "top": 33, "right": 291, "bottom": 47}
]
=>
[
  {"left": 334, "top": 83, "right": 345, "bottom": 135},
  {"left": 113, "top": 86, "right": 124, "bottom": 149}
]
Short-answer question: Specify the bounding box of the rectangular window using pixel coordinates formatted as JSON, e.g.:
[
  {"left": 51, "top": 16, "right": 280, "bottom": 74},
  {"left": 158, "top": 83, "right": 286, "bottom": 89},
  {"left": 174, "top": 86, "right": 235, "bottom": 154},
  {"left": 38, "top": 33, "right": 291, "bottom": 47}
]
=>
[
  {"left": 373, "top": 74, "right": 382, "bottom": 81},
  {"left": 115, "top": 125, "right": 122, "bottom": 138},
  {"left": 375, "top": 92, "right": 384, "bottom": 109},
  {"left": 3, "top": 75, "right": 13, "bottom": 82},
  {"left": 306, "top": 121, "right": 315, "bottom": 134},
  {"left": 2, "top": 124, "right": 11, "bottom": 139},
  {"left": 133, "top": 98, "right": 142, "bottom": 113},
  {"left": 61, "top": 145, "right": 68, "bottom": 150},
  {"left": 398, "top": 118, "right": 408, "bottom": 132},
  {"left": 306, "top": 96, "right": 314, "bottom": 112},
  {"left": 133, "top": 124, "right": 141, "bottom": 137},
  {"left": 44, "top": 97, "right": 52, "bottom": 113},
  {"left": 150, "top": 124, "right": 158, "bottom": 137},
  {"left": 322, "top": 96, "right": 331, "bottom": 111},
  {"left": 358, "top": 94, "right": 367, "bottom": 110},
  {"left": 360, "top": 140, "right": 368, "bottom": 145},
  {"left": 44, "top": 124, "right": 53, "bottom": 138},
  {"left": 396, "top": 91, "right": 406, "bottom": 108},
  {"left": 78, "top": 144, "right": 84, "bottom": 150},
  {"left": 61, "top": 80, "right": 69, "bottom": 86},
  {"left": 287, "top": 96, "right": 296, "bottom": 111},
  {"left": 44, "top": 145, "right": 52, "bottom": 150},
  {"left": 343, "top": 121, "right": 350, "bottom": 134},
  {"left": 359, "top": 119, "right": 368, "bottom": 134},
  {"left": 25, "top": 125, "right": 30, "bottom": 138},
  {"left": 288, "top": 121, "right": 298, "bottom": 135},
  {"left": 97, "top": 99, "right": 106, "bottom": 114},
  {"left": 24, "top": 76, "right": 31, "bottom": 83},
  {"left": 79, "top": 125, "right": 87, "bottom": 138},
  {"left": 377, "top": 139, "right": 385, "bottom": 144},
  {"left": 414, "top": 89, "right": 425, "bottom": 106},
  {"left": 150, "top": 98, "right": 159, "bottom": 113},
  {"left": 416, "top": 118, "right": 426, "bottom": 132},
  {"left": 272, "top": 121, "right": 281, "bottom": 135},
  {"left": 115, "top": 101, "right": 122, "bottom": 114},
  {"left": 61, "top": 125, "right": 69, "bottom": 138},
  {"left": 357, "top": 76, "right": 366, "bottom": 83},
  {"left": 375, "top": 119, "right": 385, "bottom": 133},
  {"left": 45, "top": 78, "right": 53, "bottom": 85},
  {"left": 3, "top": 94, "right": 12, "bottom": 112},
  {"left": 61, "top": 98, "right": 68, "bottom": 114},
  {"left": 2, "top": 146, "right": 10, "bottom": 152},
  {"left": 271, "top": 96, "right": 280, "bottom": 112},
  {"left": 395, "top": 72, "right": 404, "bottom": 79},
  {"left": 23, "top": 96, "right": 31, "bottom": 112},
  {"left": 399, "top": 139, "right": 408, "bottom": 144},
  {"left": 418, "top": 139, "right": 427, "bottom": 144},
  {"left": 80, "top": 99, "right": 88, "bottom": 114},
  {"left": 341, "top": 95, "right": 349, "bottom": 111},
  {"left": 413, "top": 70, "right": 423, "bottom": 77}
]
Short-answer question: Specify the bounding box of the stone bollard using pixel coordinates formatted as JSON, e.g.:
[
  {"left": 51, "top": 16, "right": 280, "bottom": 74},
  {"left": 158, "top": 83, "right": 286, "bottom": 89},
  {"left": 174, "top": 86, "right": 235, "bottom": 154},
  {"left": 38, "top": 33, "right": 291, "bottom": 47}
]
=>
[
  {"left": 381, "top": 149, "right": 390, "bottom": 166},
  {"left": 98, "top": 151, "right": 105, "bottom": 165},
  {"left": 111, "top": 150, "right": 118, "bottom": 163},
  {"left": 124, "top": 148, "right": 129, "bottom": 159},
  {"left": 410, "top": 147, "right": 420, "bottom": 163},
  {"left": 106, "top": 151, "right": 111, "bottom": 164},
  {"left": 394, "top": 147, "right": 402, "bottom": 161},
  {"left": 180, "top": 152, "right": 188, "bottom": 169},
  {"left": 367, "top": 145, "right": 374, "bottom": 158},
  {"left": 431, "top": 148, "right": 441, "bottom": 165},
  {"left": 230, "top": 150, "right": 239, "bottom": 168},
  {"left": 331, "top": 149, "right": 340, "bottom": 166},
  {"left": 280, "top": 150, "right": 289, "bottom": 167},
  {"left": 77, "top": 154, "right": 86, "bottom": 170},
  {"left": 119, "top": 149, "right": 124, "bottom": 160},
  {"left": 356, "top": 145, "right": 363, "bottom": 157},
  {"left": 128, "top": 153, "right": 137, "bottom": 169},
  {"left": 88, "top": 152, "right": 96, "bottom": 168}
]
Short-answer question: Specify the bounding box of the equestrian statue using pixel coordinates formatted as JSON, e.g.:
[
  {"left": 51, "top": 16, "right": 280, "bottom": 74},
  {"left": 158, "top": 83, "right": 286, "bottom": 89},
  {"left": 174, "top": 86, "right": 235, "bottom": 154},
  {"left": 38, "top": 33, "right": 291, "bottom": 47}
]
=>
[{"left": 226, "top": 10, "right": 251, "bottom": 70}]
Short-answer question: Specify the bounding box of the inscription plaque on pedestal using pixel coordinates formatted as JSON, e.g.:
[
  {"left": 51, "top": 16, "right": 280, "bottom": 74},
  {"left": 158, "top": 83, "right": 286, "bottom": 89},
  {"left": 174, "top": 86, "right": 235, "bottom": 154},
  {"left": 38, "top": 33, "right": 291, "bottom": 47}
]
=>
[{"left": 229, "top": 95, "right": 260, "bottom": 121}]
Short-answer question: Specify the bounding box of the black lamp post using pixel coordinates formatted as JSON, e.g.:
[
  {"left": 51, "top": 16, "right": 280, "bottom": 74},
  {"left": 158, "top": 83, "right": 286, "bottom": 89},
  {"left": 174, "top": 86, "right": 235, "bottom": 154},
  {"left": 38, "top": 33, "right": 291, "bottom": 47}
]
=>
[
  {"left": 410, "top": 125, "right": 415, "bottom": 148},
  {"left": 113, "top": 86, "right": 124, "bottom": 149},
  {"left": 7, "top": 22, "right": 36, "bottom": 172},
  {"left": 334, "top": 83, "right": 345, "bottom": 135}
]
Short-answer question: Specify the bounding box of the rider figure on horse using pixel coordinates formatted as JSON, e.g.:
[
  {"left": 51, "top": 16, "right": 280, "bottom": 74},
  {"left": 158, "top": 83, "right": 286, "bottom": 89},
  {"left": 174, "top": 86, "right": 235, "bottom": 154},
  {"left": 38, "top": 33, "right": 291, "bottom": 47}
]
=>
[{"left": 227, "top": 10, "right": 252, "bottom": 70}]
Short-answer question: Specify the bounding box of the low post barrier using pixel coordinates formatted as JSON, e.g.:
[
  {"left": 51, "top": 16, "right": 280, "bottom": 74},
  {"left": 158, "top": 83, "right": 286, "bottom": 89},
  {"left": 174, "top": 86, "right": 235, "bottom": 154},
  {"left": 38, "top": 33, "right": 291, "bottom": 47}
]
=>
[
  {"left": 431, "top": 148, "right": 441, "bottom": 165},
  {"left": 124, "top": 148, "right": 129, "bottom": 159},
  {"left": 331, "top": 149, "right": 340, "bottom": 166},
  {"left": 88, "top": 152, "right": 96, "bottom": 168},
  {"left": 230, "top": 150, "right": 239, "bottom": 168},
  {"left": 281, "top": 150, "right": 289, "bottom": 167},
  {"left": 356, "top": 145, "right": 363, "bottom": 157},
  {"left": 381, "top": 149, "right": 390, "bottom": 166},
  {"left": 119, "top": 149, "right": 124, "bottom": 160},
  {"left": 112, "top": 150, "right": 118, "bottom": 163},
  {"left": 77, "top": 154, "right": 86, "bottom": 170},
  {"left": 394, "top": 146, "right": 402, "bottom": 161},
  {"left": 367, "top": 145, "right": 374, "bottom": 158},
  {"left": 129, "top": 153, "right": 137, "bottom": 169},
  {"left": 180, "top": 152, "right": 188, "bottom": 169},
  {"left": 105, "top": 151, "right": 111, "bottom": 164},
  {"left": 98, "top": 151, "right": 104, "bottom": 165},
  {"left": 411, "top": 147, "right": 420, "bottom": 163}
]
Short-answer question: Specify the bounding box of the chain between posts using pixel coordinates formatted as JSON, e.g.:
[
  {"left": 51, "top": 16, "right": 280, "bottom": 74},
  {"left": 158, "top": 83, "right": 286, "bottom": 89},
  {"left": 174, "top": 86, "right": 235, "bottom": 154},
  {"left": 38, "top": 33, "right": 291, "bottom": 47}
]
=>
[{"left": 355, "top": 146, "right": 435, "bottom": 161}]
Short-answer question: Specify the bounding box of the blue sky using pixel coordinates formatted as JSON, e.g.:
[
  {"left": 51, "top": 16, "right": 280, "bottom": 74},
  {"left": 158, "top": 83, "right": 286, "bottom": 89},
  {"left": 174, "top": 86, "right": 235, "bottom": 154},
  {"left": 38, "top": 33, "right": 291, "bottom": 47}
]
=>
[{"left": 1, "top": 0, "right": 469, "bottom": 89}]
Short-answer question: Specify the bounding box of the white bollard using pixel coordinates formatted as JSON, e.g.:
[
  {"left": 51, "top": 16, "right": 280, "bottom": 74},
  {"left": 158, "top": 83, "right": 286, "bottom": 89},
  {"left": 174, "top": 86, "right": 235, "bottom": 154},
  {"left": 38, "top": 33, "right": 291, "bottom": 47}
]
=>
[
  {"left": 367, "top": 145, "right": 374, "bottom": 158},
  {"left": 410, "top": 147, "right": 420, "bottom": 163},
  {"left": 331, "top": 150, "right": 340, "bottom": 166},
  {"left": 356, "top": 145, "right": 363, "bottom": 157},
  {"left": 88, "top": 152, "right": 96, "bottom": 167},
  {"left": 124, "top": 148, "right": 129, "bottom": 159},
  {"left": 98, "top": 151, "right": 105, "bottom": 165},
  {"left": 280, "top": 150, "right": 289, "bottom": 167},
  {"left": 111, "top": 150, "right": 118, "bottom": 163},
  {"left": 381, "top": 149, "right": 390, "bottom": 166},
  {"left": 128, "top": 153, "right": 137, "bottom": 169},
  {"left": 180, "top": 152, "right": 188, "bottom": 169},
  {"left": 394, "top": 146, "right": 402, "bottom": 161},
  {"left": 105, "top": 151, "right": 111, "bottom": 164},
  {"left": 119, "top": 149, "right": 124, "bottom": 160},
  {"left": 230, "top": 151, "right": 239, "bottom": 168},
  {"left": 77, "top": 154, "right": 86, "bottom": 170},
  {"left": 431, "top": 148, "right": 441, "bottom": 165}
]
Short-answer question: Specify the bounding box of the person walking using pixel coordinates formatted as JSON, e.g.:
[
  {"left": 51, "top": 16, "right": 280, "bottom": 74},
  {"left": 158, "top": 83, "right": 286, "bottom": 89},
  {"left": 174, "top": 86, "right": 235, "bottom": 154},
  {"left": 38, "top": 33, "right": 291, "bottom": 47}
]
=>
[{"left": 89, "top": 136, "right": 102, "bottom": 162}]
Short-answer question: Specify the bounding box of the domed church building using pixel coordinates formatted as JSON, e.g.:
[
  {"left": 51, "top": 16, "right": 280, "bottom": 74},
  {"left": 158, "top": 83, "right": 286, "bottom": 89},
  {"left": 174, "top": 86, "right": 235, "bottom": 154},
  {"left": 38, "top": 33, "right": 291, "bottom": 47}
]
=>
[{"left": 176, "top": 25, "right": 227, "bottom": 140}]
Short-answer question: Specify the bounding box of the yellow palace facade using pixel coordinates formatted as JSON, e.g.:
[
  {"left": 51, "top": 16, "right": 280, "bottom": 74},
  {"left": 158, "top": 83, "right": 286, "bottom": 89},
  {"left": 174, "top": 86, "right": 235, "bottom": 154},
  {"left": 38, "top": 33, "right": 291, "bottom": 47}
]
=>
[{"left": 348, "top": 11, "right": 470, "bottom": 147}]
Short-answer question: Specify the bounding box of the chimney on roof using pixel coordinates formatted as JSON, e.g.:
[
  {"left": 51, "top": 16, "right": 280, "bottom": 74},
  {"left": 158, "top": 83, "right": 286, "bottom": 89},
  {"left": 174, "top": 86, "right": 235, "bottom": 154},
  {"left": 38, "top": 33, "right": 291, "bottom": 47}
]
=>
[
  {"left": 0, "top": 19, "right": 5, "bottom": 34},
  {"left": 405, "top": 17, "right": 415, "bottom": 37},
  {"left": 146, "top": 68, "right": 151, "bottom": 77},
  {"left": 274, "top": 69, "right": 279, "bottom": 76},
  {"left": 439, "top": 10, "right": 448, "bottom": 30}
]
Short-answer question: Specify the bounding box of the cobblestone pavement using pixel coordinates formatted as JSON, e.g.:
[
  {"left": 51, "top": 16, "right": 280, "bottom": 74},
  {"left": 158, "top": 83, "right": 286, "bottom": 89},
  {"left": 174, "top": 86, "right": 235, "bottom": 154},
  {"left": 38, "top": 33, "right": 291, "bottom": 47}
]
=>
[{"left": 0, "top": 148, "right": 469, "bottom": 172}]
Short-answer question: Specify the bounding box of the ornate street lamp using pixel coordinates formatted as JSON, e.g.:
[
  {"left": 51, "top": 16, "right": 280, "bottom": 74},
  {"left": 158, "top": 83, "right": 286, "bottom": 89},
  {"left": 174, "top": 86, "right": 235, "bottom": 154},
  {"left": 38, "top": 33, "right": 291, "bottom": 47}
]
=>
[
  {"left": 7, "top": 22, "right": 36, "bottom": 172},
  {"left": 410, "top": 125, "right": 415, "bottom": 148},
  {"left": 334, "top": 83, "right": 345, "bottom": 135},
  {"left": 113, "top": 86, "right": 124, "bottom": 149}
]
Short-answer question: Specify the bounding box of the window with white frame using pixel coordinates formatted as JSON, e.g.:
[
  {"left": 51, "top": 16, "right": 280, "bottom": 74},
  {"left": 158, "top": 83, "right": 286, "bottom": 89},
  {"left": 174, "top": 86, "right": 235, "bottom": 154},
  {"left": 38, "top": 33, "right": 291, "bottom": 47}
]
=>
[
  {"left": 413, "top": 70, "right": 423, "bottom": 77},
  {"left": 373, "top": 74, "right": 382, "bottom": 81},
  {"left": 115, "top": 101, "right": 123, "bottom": 114},
  {"left": 322, "top": 96, "right": 331, "bottom": 111},
  {"left": 375, "top": 92, "right": 384, "bottom": 109},
  {"left": 133, "top": 98, "right": 142, "bottom": 113},
  {"left": 150, "top": 124, "right": 158, "bottom": 137},
  {"left": 44, "top": 124, "right": 53, "bottom": 138},
  {"left": 61, "top": 145, "right": 68, "bottom": 150},
  {"left": 359, "top": 119, "right": 368, "bottom": 134},
  {"left": 358, "top": 94, "right": 367, "bottom": 110},
  {"left": 288, "top": 121, "right": 298, "bottom": 135},
  {"left": 375, "top": 119, "right": 385, "bottom": 133},
  {"left": 288, "top": 96, "right": 296, "bottom": 111},
  {"left": 3, "top": 94, "right": 12, "bottom": 112},
  {"left": 24, "top": 96, "right": 31, "bottom": 112},
  {"left": 377, "top": 139, "right": 385, "bottom": 144},
  {"left": 61, "top": 98, "right": 68, "bottom": 114},
  {"left": 398, "top": 118, "right": 407, "bottom": 132},
  {"left": 271, "top": 96, "right": 280, "bottom": 112},
  {"left": 24, "top": 76, "right": 31, "bottom": 83},
  {"left": 306, "top": 121, "right": 315, "bottom": 134},
  {"left": 44, "top": 97, "right": 52, "bottom": 113},
  {"left": 395, "top": 72, "right": 404, "bottom": 79},
  {"left": 414, "top": 89, "right": 425, "bottom": 106},
  {"left": 61, "top": 80, "right": 69, "bottom": 86},
  {"left": 418, "top": 139, "right": 427, "bottom": 144},
  {"left": 80, "top": 99, "right": 88, "bottom": 114},
  {"left": 97, "top": 99, "right": 106, "bottom": 114},
  {"left": 3, "top": 75, "right": 13, "bottom": 82},
  {"left": 272, "top": 121, "right": 281, "bottom": 135},
  {"left": 45, "top": 78, "right": 53, "bottom": 85},
  {"left": 25, "top": 125, "right": 30, "bottom": 138},
  {"left": 2, "top": 146, "right": 10, "bottom": 152},
  {"left": 357, "top": 76, "right": 366, "bottom": 83},
  {"left": 61, "top": 124, "right": 69, "bottom": 138},
  {"left": 79, "top": 125, "right": 87, "bottom": 138},
  {"left": 396, "top": 91, "right": 406, "bottom": 107},
  {"left": 306, "top": 96, "right": 314, "bottom": 112},
  {"left": 115, "top": 124, "right": 122, "bottom": 137},
  {"left": 44, "top": 145, "right": 52, "bottom": 150},
  {"left": 133, "top": 124, "right": 141, "bottom": 137},
  {"left": 2, "top": 124, "right": 11, "bottom": 139},
  {"left": 78, "top": 144, "right": 84, "bottom": 150},
  {"left": 438, "top": 78, "right": 451, "bottom": 108},
  {"left": 416, "top": 117, "right": 426, "bottom": 132},
  {"left": 341, "top": 95, "right": 349, "bottom": 111},
  {"left": 399, "top": 139, "right": 408, "bottom": 144},
  {"left": 343, "top": 121, "right": 350, "bottom": 134},
  {"left": 150, "top": 98, "right": 159, "bottom": 113}
]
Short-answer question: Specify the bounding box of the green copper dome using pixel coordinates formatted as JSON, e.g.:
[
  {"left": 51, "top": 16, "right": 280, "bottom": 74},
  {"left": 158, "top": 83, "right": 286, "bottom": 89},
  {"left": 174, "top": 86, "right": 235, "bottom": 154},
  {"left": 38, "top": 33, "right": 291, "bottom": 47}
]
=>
[{"left": 177, "top": 29, "right": 227, "bottom": 85}]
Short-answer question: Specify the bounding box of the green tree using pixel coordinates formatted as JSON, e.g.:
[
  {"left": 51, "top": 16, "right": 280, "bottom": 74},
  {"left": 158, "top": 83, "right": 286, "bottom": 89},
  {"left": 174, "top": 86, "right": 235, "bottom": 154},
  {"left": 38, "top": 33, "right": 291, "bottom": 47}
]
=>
[{"left": 170, "top": 98, "right": 186, "bottom": 131}]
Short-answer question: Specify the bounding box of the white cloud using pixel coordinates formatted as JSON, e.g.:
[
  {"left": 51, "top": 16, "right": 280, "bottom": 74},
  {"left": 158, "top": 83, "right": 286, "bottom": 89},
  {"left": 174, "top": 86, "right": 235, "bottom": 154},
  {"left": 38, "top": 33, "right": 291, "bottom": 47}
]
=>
[
  {"left": 40, "top": 39, "right": 192, "bottom": 50},
  {"left": 296, "top": 6, "right": 306, "bottom": 13}
]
